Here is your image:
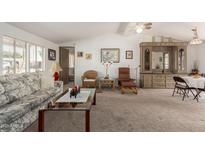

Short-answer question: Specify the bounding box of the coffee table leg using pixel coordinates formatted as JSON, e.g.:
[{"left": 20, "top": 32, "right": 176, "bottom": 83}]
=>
[
  {"left": 85, "top": 110, "right": 90, "bottom": 132},
  {"left": 38, "top": 110, "right": 45, "bottom": 132},
  {"left": 92, "top": 91, "right": 96, "bottom": 105}
]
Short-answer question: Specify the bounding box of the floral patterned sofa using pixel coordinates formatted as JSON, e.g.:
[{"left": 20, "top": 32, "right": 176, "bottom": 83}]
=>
[{"left": 0, "top": 73, "right": 63, "bottom": 132}]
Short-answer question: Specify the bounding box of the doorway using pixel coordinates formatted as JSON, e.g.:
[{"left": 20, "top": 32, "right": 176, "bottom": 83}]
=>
[{"left": 59, "top": 46, "right": 75, "bottom": 87}]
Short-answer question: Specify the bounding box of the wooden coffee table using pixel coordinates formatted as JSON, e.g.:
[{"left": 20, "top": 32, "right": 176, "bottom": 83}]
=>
[
  {"left": 99, "top": 78, "right": 115, "bottom": 92},
  {"left": 38, "top": 88, "right": 96, "bottom": 132}
]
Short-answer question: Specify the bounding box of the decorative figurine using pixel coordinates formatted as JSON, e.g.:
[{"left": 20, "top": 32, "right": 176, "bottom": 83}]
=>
[{"left": 70, "top": 85, "right": 80, "bottom": 98}]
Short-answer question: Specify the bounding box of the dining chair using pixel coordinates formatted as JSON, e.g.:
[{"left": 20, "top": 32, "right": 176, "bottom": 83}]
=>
[
  {"left": 172, "top": 76, "right": 196, "bottom": 101},
  {"left": 193, "top": 83, "right": 205, "bottom": 101},
  {"left": 200, "top": 73, "right": 205, "bottom": 77}
]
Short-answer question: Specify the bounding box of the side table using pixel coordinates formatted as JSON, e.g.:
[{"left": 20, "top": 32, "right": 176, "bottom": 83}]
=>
[{"left": 99, "top": 78, "right": 115, "bottom": 92}]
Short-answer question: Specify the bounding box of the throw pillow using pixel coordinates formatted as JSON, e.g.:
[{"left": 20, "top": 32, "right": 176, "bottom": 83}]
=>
[{"left": 41, "top": 72, "right": 54, "bottom": 89}]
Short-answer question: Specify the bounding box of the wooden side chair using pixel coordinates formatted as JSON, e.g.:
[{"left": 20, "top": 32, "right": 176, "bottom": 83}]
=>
[
  {"left": 117, "top": 67, "right": 137, "bottom": 94},
  {"left": 172, "top": 76, "right": 196, "bottom": 101},
  {"left": 81, "top": 70, "right": 98, "bottom": 88}
]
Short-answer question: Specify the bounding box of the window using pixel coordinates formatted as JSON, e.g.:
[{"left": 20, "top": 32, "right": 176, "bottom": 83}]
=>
[
  {"left": 2, "top": 36, "right": 45, "bottom": 74},
  {"left": 29, "top": 44, "right": 36, "bottom": 72},
  {"left": 164, "top": 53, "right": 169, "bottom": 70},
  {"left": 3, "top": 37, "right": 15, "bottom": 74},
  {"left": 36, "top": 46, "right": 45, "bottom": 71},
  {"left": 15, "top": 40, "right": 26, "bottom": 74},
  {"left": 29, "top": 45, "right": 45, "bottom": 72}
]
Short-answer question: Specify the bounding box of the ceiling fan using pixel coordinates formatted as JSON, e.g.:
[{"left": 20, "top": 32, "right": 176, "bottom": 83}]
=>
[
  {"left": 126, "top": 22, "right": 152, "bottom": 34},
  {"left": 190, "top": 27, "right": 203, "bottom": 45}
]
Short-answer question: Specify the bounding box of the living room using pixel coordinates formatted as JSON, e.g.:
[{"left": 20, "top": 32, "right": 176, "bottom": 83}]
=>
[
  {"left": 1, "top": 0, "right": 205, "bottom": 153},
  {"left": 1, "top": 22, "right": 205, "bottom": 132}
]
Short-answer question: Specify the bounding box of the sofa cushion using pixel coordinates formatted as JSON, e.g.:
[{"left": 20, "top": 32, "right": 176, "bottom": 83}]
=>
[
  {"left": 0, "top": 90, "right": 50, "bottom": 125},
  {"left": 20, "top": 90, "right": 50, "bottom": 110},
  {"left": 0, "top": 74, "right": 34, "bottom": 104},
  {"left": 0, "top": 82, "right": 5, "bottom": 95},
  {"left": 23, "top": 73, "right": 41, "bottom": 93},
  {"left": 0, "top": 77, "right": 23, "bottom": 92},
  {"left": 0, "top": 94, "right": 9, "bottom": 107},
  {"left": 6, "top": 84, "right": 33, "bottom": 103},
  {"left": 40, "top": 72, "right": 54, "bottom": 89},
  {"left": 44, "top": 87, "right": 61, "bottom": 97},
  {"left": 0, "top": 100, "right": 31, "bottom": 124}
]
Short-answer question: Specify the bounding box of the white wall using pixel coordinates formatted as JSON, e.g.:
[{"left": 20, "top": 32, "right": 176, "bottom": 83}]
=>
[
  {"left": 187, "top": 44, "right": 198, "bottom": 72},
  {"left": 61, "top": 33, "right": 153, "bottom": 85},
  {"left": 194, "top": 43, "right": 205, "bottom": 73},
  {"left": 0, "top": 23, "right": 59, "bottom": 74},
  {"left": 61, "top": 33, "right": 198, "bottom": 85}
]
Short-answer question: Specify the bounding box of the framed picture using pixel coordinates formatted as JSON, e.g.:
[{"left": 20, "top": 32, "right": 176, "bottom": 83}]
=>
[
  {"left": 85, "top": 53, "right": 92, "bottom": 60},
  {"left": 126, "top": 50, "right": 133, "bottom": 59},
  {"left": 101, "top": 48, "right": 120, "bottom": 63},
  {"left": 48, "top": 49, "right": 56, "bottom": 61},
  {"left": 77, "top": 51, "right": 84, "bottom": 58}
]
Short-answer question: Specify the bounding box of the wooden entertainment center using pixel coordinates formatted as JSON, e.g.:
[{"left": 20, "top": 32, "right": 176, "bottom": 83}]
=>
[{"left": 140, "top": 42, "right": 188, "bottom": 88}]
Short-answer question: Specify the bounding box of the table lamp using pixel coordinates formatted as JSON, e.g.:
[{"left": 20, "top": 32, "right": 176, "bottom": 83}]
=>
[
  {"left": 102, "top": 61, "right": 113, "bottom": 79},
  {"left": 51, "top": 62, "right": 62, "bottom": 81}
]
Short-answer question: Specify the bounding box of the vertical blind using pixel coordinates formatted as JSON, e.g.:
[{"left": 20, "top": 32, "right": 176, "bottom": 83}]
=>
[{"left": 2, "top": 36, "right": 45, "bottom": 74}]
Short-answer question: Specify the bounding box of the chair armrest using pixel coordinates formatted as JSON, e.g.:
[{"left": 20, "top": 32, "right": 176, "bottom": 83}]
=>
[{"left": 54, "top": 81, "right": 64, "bottom": 94}]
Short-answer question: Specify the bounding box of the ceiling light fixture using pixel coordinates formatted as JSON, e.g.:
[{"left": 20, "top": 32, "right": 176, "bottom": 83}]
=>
[
  {"left": 190, "top": 27, "right": 203, "bottom": 45},
  {"left": 135, "top": 24, "right": 144, "bottom": 33}
]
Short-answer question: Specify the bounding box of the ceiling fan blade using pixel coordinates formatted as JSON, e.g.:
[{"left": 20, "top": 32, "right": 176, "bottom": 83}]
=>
[
  {"left": 145, "top": 27, "right": 152, "bottom": 29},
  {"left": 144, "top": 22, "right": 152, "bottom": 26}
]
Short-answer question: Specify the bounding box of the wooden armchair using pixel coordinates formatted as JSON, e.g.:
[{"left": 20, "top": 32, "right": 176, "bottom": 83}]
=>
[
  {"left": 118, "top": 67, "right": 137, "bottom": 94},
  {"left": 81, "top": 70, "right": 98, "bottom": 88}
]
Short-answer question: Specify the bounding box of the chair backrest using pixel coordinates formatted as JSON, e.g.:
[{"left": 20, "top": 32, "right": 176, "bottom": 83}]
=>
[
  {"left": 173, "top": 76, "right": 188, "bottom": 86},
  {"left": 119, "top": 67, "right": 130, "bottom": 80},
  {"left": 200, "top": 73, "right": 205, "bottom": 77},
  {"left": 83, "top": 70, "right": 97, "bottom": 79}
]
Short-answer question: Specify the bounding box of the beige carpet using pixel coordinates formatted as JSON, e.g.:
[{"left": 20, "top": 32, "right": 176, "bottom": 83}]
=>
[{"left": 25, "top": 89, "right": 205, "bottom": 132}]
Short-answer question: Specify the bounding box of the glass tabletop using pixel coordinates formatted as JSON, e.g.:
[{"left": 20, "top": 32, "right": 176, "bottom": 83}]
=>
[{"left": 50, "top": 88, "right": 96, "bottom": 111}]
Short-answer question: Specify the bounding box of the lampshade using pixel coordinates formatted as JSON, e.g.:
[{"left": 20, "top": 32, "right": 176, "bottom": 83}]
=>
[
  {"left": 190, "top": 38, "right": 203, "bottom": 45},
  {"left": 50, "top": 62, "right": 62, "bottom": 73}
]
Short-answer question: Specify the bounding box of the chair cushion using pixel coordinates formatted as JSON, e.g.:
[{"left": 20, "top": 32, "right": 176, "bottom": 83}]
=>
[
  {"left": 121, "top": 81, "right": 136, "bottom": 87},
  {"left": 84, "top": 79, "right": 96, "bottom": 82}
]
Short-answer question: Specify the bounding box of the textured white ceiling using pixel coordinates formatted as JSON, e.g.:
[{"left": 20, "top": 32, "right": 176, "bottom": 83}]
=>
[
  {"left": 8, "top": 22, "right": 120, "bottom": 44},
  {"left": 8, "top": 22, "right": 205, "bottom": 44}
]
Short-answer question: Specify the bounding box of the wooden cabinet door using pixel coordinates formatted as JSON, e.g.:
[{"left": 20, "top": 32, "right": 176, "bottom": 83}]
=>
[
  {"left": 143, "top": 74, "right": 152, "bottom": 88},
  {"left": 152, "top": 74, "right": 165, "bottom": 88},
  {"left": 165, "top": 74, "right": 175, "bottom": 88}
]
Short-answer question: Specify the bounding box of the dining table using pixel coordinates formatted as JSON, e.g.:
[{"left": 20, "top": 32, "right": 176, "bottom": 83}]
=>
[
  {"left": 182, "top": 76, "right": 205, "bottom": 89},
  {"left": 182, "top": 76, "right": 205, "bottom": 101}
]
